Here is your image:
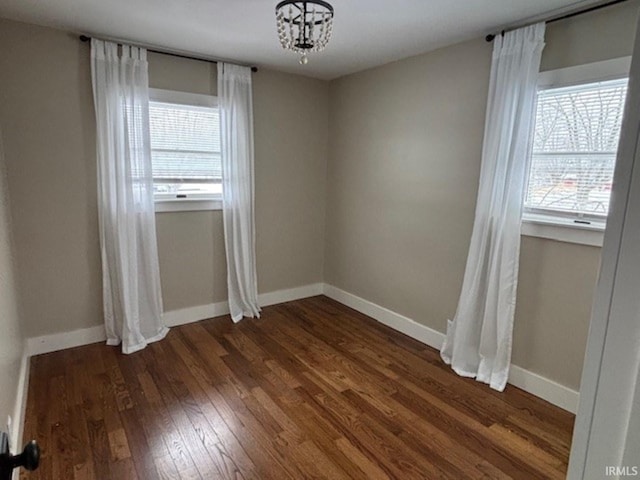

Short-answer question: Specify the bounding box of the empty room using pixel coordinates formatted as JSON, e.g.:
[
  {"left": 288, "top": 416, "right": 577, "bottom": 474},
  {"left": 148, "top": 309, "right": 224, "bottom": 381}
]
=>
[{"left": 1, "top": 0, "right": 640, "bottom": 478}]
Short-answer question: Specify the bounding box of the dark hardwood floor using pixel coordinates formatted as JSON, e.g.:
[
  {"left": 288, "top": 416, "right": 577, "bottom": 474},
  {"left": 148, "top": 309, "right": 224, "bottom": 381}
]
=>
[{"left": 22, "top": 296, "right": 574, "bottom": 479}]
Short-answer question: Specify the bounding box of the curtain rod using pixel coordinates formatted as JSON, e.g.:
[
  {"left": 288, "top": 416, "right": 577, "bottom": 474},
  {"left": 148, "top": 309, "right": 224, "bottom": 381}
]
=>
[
  {"left": 79, "top": 35, "right": 258, "bottom": 72},
  {"left": 485, "top": 0, "right": 630, "bottom": 42}
]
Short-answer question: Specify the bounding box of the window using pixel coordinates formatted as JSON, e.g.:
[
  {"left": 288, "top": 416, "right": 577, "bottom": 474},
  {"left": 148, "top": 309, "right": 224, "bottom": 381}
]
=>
[
  {"left": 522, "top": 57, "right": 630, "bottom": 246},
  {"left": 526, "top": 78, "right": 627, "bottom": 224},
  {"left": 149, "top": 89, "right": 221, "bottom": 211}
]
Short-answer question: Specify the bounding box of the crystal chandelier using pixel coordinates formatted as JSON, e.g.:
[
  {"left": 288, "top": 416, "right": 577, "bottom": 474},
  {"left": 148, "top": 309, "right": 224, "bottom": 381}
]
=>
[{"left": 275, "top": 0, "right": 334, "bottom": 65}]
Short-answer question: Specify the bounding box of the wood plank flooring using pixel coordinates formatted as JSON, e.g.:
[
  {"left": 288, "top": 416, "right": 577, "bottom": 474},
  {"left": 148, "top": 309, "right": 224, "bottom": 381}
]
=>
[{"left": 21, "top": 296, "right": 575, "bottom": 479}]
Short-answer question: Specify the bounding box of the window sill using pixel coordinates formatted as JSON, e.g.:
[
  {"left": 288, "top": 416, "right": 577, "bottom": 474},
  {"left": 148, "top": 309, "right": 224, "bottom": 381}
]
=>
[
  {"left": 521, "top": 215, "right": 604, "bottom": 247},
  {"left": 155, "top": 198, "right": 222, "bottom": 213}
]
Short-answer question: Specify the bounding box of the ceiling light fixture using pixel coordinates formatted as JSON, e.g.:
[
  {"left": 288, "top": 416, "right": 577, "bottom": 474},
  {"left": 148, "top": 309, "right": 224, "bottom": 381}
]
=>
[{"left": 275, "top": 0, "right": 334, "bottom": 65}]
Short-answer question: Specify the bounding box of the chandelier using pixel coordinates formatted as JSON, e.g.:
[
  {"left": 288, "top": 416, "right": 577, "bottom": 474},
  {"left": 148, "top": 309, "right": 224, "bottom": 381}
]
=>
[{"left": 275, "top": 0, "right": 334, "bottom": 65}]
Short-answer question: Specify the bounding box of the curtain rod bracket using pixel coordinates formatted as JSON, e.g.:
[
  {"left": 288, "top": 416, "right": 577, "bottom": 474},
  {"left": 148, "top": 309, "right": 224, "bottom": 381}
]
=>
[{"left": 485, "top": 30, "right": 504, "bottom": 43}]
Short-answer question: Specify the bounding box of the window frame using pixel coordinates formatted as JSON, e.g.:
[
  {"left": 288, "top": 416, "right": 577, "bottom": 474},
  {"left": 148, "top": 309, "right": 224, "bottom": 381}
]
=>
[
  {"left": 148, "top": 88, "right": 222, "bottom": 213},
  {"left": 522, "top": 56, "right": 631, "bottom": 247}
]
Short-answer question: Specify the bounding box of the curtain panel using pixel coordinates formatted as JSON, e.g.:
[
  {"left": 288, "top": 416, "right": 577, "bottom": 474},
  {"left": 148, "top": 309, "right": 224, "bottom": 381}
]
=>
[
  {"left": 218, "top": 62, "right": 261, "bottom": 322},
  {"left": 440, "top": 24, "right": 546, "bottom": 391},
  {"left": 91, "top": 39, "right": 167, "bottom": 353}
]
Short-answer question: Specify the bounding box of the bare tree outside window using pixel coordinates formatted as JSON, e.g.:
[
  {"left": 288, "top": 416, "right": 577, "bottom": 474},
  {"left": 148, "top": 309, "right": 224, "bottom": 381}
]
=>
[{"left": 526, "top": 78, "right": 628, "bottom": 219}]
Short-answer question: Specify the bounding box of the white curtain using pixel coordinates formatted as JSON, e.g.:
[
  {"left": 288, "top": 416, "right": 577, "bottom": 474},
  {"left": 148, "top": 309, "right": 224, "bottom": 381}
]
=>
[
  {"left": 440, "top": 24, "right": 545, "bottom": 391},
  {"left": 218, "top": 62, "right": 261, "bottom": 322},
  {"left": 91, "top": 39, "right": 167, "bottom": 353}
]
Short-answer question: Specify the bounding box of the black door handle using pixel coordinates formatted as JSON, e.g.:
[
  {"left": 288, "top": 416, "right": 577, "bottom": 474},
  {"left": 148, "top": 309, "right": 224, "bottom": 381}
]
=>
[{"left": 0, "top": 439, "right": 40, "bottom": 480}]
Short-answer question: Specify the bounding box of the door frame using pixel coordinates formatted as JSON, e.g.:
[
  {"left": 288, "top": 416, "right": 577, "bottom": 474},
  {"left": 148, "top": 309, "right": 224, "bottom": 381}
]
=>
[{"left": 568, "top": 11, "right": 640, "bottom": 478}]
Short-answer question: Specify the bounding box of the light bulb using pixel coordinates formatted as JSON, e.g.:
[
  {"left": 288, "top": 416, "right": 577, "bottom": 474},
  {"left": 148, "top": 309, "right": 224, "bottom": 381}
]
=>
[{"left": 299, "top": 53, "right": 309, "bottom": 65}]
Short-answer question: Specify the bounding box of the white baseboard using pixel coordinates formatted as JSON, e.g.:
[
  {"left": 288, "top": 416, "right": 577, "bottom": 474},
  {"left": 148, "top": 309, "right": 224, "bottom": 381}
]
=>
[
  {"left": 322, "top": 284, "right": 447, "bottom": 349},
  {"left": 10, "top": 349, "right": 30, "bottom": 452},
  {"left": 322, "top": 283, "right": 580, "bottom": 414},
  {"left": 26, "top": 325, "right": 106, "bottom": 356},
  {"left": 26, "top": 283, "right": 324, "bottom": 356},
  {"left": 163, "top": 283, "right": 324, "bottom": 327},
  {"left": 259, "top": 283, "right": 324, "bottom": 307},
  {"left": 162, "top": 301, "right": 230, "bottom": 327},
  {"left": 509, "top": 365, "right": 579, "bottom": 413}
]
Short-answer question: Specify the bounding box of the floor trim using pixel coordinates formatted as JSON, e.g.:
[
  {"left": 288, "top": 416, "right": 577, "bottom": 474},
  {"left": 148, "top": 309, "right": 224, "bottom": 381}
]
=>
[
  {"left": 26, "top": 283, "right": 324, "bottom": 356},
  {"left": 509, "top": 364, "right": 580, "bottom": 413},
  {"left": 26, "top": 325, "right": 106, "bottom": 357},
  {"left": 322, "top": 283, "right": 580, "bottom": 414},
  {"left": 322, "top": 284, "right": 446, "bottom": 348},
  {"left": 162, "top": 302, "right": 230, "bottom": 328},
  {"left": 259, "top": 283, "right": 324, "bottom": 308},
  {"left": 163, "top": 283, "right": 325, "bottom": 327}
]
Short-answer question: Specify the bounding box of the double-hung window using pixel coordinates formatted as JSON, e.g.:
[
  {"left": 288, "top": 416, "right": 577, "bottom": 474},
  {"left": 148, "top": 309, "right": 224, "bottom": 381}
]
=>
[
  {"left": 149, "top": 89, "right": 221, "bottom": 211},
  {"left": 523, "top": 58, "right": 630, "bottom": 245}
]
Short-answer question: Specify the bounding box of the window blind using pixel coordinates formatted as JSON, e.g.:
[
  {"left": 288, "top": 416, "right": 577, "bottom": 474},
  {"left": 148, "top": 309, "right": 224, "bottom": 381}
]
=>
[
  {"left": 526, "top": 78, "right": 628, "bottom": 219},
  {"left": 149, "top": 101, "right": 221, "bottom": 194}
]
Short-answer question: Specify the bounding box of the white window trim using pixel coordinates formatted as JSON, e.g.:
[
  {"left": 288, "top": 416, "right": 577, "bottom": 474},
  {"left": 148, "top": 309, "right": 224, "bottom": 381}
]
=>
[
  {"left": 521, "top": 214, "right": 604, "bottom": 247},
  {"left": 149, "top": 88, "right": 221, "bottom": 213},
  {"left": 537, "top": 56, "right": 631, "bottom": 89},
  {"left": 155, "top": 198, "right": 222, "bottom": 213},
  {"left": 149, "top": 88, "right": 217, "bottom": 108},
  {"left": 522, "top": 56, "right": 631, "bottom": 247}
]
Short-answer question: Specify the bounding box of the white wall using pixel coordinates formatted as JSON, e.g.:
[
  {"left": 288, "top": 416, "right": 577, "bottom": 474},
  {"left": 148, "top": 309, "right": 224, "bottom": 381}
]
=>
[{"left": 0, "top": 125, "right": 25, "bottom": 446}]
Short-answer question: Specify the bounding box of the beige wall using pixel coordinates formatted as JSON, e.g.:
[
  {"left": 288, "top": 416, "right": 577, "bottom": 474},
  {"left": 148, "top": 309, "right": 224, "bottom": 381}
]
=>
[
  {"left": 325, "top": 38, "right": 488, "bottom": 334},
  {"left": 0, "top": 21, "right": 102, "bottom": 338},
  {"left": 513, "top": 238, "right": 601, "bottom": 389},
  {"left": 325, "top": 1, "right": 639, "bottom": 391},
  {"left": 253, "top": 69, "right": 328, "bottom": 293},
  {"left": 541, "top": 0, "right": 638, "bottom": 72},
  {"left": 0, "top": 19, "right": 328, "bottom": 335},
  {"left": 0, "top": 126, "right": 24, "bottom": 432}
]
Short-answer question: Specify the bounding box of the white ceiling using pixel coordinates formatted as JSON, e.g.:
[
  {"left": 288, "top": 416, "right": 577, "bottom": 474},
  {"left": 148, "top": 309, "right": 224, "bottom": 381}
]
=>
[{"left": 0, "top": 0, "right": 608, "bottom": 80}]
